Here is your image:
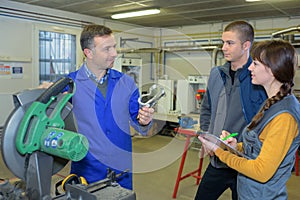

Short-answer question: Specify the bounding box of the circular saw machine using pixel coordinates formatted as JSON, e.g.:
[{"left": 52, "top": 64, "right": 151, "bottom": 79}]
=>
[{"left": 1, "top": 77, "right": 89, "bottom": 200}]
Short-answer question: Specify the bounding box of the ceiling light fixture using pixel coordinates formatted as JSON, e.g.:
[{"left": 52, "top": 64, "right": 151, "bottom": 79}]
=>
[
  {"left": 245, "top": 0, "right": 262, "bottom": 2},
  {"left": 111, "top": 8, "right": 160, "bottom": 19}
]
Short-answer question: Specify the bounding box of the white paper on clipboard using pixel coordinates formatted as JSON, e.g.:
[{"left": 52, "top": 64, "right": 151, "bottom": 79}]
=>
[{"left": 200, "top": 133, "right": 247, "bottom": 158}]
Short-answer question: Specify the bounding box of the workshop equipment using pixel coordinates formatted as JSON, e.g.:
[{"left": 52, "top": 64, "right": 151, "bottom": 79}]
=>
[
  {"left": 195, "top": 89, "right": 206, "bottom": 107},
  {"left": 172, "top": 128, "right": 204, "bottom": 199},
  {"left": 15, "top": 78, "right": 88, "bottom": 161},
  {"left": 138, "top": 84, "right": 165, "bottom": 108},
  {"left": 0, "top": 77, "right": 136, "bottom": 199},
  {"left": 188, "top": 75, "right": 207, "bottom": 114},
  {"left": 178, "top": 116, "right": 198, "bottom": 129},
  {"left": 1, "top": 77, "right": 88, "bottom": 199},
  {"left": 54, "top": 169, "right": 135, "bottom": 200}
]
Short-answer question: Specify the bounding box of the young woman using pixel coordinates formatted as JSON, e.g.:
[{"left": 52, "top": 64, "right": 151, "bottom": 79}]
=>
[{"left": 199, "top": 39, "right": 300, "bottom": 200}]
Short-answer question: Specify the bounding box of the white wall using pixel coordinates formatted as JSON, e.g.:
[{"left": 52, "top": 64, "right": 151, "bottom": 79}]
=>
[
  {"left": 113, "top": 27, "right": 158, "bottom": 89},
  {"left": 0, "top": 17, "right": 34, "bottom": 93}
]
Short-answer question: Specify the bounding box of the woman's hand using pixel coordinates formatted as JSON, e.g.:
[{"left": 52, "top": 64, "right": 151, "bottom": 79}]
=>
[
  {"left": 198, "top": 135, "right": 218, "bottom": 156},
  {"left": 220, "top": 130, "right": 237, "bottom": 148}
]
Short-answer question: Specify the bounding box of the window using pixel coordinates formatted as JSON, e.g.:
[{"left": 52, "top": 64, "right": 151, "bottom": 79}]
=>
[{"left": 39, "top": 31, "right": 76, "bottom": 83}]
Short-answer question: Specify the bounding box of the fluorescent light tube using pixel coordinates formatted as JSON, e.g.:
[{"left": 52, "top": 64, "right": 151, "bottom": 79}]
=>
[{"left": 111, "top": 9, "right": 160, "bottom": 19}]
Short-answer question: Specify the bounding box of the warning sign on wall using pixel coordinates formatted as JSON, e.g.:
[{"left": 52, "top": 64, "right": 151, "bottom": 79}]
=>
[
  {"left": 0, "top": 65, "right": 11, "bottom": 75},
  {"left": 12, "top": 66, "right": 23, "bottom": 79}
]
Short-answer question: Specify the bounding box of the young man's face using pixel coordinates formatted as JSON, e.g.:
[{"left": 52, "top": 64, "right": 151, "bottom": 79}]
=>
[{"left": 221, "top": 31, "right": 247, "bottom": 64}]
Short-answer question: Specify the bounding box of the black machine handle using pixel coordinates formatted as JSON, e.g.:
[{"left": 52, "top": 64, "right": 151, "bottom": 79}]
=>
[{"left": 37, "top": 77, "right": 74, "bottom": 104}]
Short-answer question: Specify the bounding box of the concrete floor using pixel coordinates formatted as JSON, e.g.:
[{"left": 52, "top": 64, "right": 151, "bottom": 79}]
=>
[
  {"left": 132, "top": 135, "right": 300, "bottom": 200},
  {"left": 1, "top": 133, "right": 300, "bottom": 199}
]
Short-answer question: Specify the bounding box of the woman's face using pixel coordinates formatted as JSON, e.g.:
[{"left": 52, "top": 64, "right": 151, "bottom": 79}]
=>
[{"left": 248, "top": 59, "right": 274, "bottom": 87}]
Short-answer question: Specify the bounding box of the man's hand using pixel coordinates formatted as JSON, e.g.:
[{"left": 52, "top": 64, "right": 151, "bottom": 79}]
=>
[
  {"left": 37, "top": 81, "right": 53, "bottom": 89},
  {"left": 137, "top": 106, "right": 154, "bottom": 126}
]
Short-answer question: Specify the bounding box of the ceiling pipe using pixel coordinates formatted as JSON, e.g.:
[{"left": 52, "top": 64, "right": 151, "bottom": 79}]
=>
[
  {"left": 117, "top": 48, "right": 162, "bottom": 53},
  {"left": 117, "top": 45, "right": 220, "bottom": 53},
  {"left": 162, "top": 45, "right": 220, "bottom": 52},
  {"left": 271, "top": 25, "right": 300, "bottom": 38},
  {"left": 0, "top": 6, "right": 92, "bottom": 27}
]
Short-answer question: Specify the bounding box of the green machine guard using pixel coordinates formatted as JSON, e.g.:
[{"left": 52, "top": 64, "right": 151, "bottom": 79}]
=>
[{"left": 16, "top": 77, "right": 88, "bottom": 162}]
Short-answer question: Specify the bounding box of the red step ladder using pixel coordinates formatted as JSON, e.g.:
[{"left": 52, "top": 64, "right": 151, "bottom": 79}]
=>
[{"left": 172, "top": 128, "right": 204, "bottom": 199}]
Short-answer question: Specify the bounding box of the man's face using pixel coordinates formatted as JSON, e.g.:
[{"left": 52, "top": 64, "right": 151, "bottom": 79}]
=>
[
  {"left": 221, "top": 31, "right": 246, "bottom": 63},
  {"left": 89, "top": 34, "right": 117, "bottom": 70}
]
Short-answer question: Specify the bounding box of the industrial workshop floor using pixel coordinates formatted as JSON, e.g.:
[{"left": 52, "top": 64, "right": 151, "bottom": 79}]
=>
[{"left": 1, "top": 134, "right": 300, "bottom": 199}]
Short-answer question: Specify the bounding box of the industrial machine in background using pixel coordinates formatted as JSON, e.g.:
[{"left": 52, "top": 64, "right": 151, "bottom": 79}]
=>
[
  {"left": 195, "top": 89, "right": 206, "bottom": 109},
  {"left": 0, "top": 77, "right": 136, "bottom": 200},
  {"left": 154, "top": 78, "right": 203, "bottom": 137},
  {"left": 156, "top": 79, "right": 194, "bottom": 115},
  {"left": 113, "top": 58, "right": 142, "bottom": 89},
  {"left": 156, "top": 75, "right": 207, "bottom": 116},
  {"left": 187, "top": 75, "right": 207, "bottom": 114}
]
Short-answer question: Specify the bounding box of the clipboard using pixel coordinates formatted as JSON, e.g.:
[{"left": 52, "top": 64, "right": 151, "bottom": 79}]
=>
[{"left": 199, "top": 133, "right": 247, "bottom": 158}]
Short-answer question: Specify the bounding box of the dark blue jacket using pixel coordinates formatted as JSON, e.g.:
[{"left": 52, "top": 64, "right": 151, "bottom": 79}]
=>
[
  {"left": 200, "top": 57, "right": 267, "bottom": 168},
  {"left": 200, "top": 57, "right": 267, "bottom": 133}
]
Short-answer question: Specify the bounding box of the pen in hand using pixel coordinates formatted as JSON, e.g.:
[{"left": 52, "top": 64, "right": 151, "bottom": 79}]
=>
[{"left": 222, "top": 132, "right": 238, "bottom": 141}]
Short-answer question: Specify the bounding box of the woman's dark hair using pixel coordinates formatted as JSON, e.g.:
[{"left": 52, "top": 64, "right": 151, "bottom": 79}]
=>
[
  {"left": 80, "top": 24, "right": 113, "bottom": 51},
  {"left": 247, "top": 39, "right": 298, "bottom": 130}
]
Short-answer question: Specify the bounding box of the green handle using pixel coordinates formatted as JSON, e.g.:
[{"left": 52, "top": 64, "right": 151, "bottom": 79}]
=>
[{"left": 16, "top": 77, "right": 76, "bottom": 154}]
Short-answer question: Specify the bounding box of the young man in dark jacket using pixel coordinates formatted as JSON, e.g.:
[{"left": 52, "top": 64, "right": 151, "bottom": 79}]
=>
[{"left": 194, "top": 21, "right": 267, "bottom": 200}]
